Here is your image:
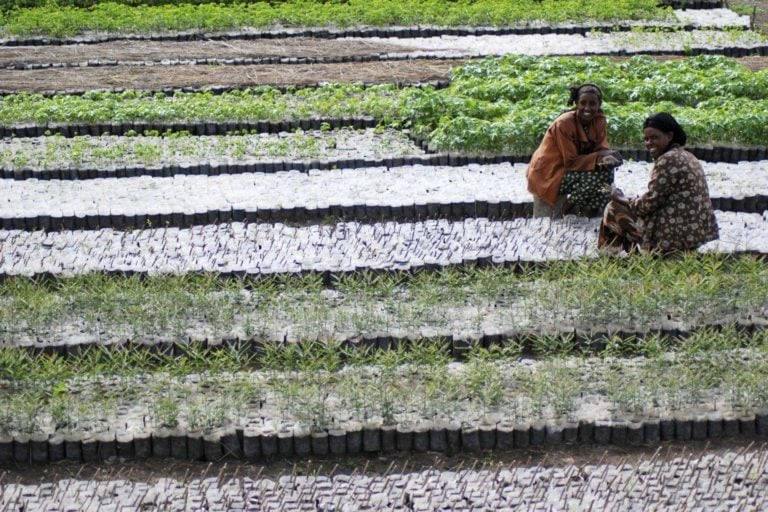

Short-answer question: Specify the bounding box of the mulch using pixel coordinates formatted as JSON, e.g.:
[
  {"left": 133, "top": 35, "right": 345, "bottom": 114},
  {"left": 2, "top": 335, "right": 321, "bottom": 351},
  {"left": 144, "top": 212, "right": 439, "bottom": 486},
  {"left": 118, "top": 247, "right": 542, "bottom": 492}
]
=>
[{"left": 0, "top": 59, "right": 462, "bottom": 93}]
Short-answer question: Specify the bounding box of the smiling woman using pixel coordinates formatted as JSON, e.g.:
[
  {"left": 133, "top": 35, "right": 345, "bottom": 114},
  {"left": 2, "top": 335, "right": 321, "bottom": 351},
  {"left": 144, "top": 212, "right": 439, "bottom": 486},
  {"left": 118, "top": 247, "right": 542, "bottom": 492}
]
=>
[
  {"left": 525, "top": 83, "right": 623, "bottom": 218},
  {"left": 598, "top": 112, "right": 719, "bottom": 254}
]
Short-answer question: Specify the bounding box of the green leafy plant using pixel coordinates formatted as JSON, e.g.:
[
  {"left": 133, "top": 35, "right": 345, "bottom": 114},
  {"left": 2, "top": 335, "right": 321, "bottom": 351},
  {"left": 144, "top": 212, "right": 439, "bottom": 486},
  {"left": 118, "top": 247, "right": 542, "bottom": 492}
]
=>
[{"left": 2, "top": 0, "right": 671, "bottom": 38}]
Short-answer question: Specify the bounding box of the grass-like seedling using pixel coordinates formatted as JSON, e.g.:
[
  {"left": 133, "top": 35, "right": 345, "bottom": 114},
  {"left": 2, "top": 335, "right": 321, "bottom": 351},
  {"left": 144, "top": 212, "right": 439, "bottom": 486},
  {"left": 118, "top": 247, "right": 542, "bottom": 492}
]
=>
[
  {"left": 0, "top": 253, "right": 765, "bottom": 350},
  {"left": 1, "top": 324, "right": 766, "bottom": 436},
  {"left": 0, "top": 254, "right": 765, "bottom": 435},
  {"left": 0, "top": 128, "right": 419, "bottom": 171}
]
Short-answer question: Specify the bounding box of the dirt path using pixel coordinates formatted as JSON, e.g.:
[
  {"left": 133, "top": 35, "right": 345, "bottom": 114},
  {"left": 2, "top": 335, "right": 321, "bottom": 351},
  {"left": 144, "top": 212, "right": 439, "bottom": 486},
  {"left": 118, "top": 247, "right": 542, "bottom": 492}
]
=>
[
  {"left": 0, "top": 38, "right": 420, "bottom": 65},
  {"left": 1, "top": 52, "right": 767, "bottom": 94},
  {"left": 0, "top": 60, "right": 460, "bottom": 93}
]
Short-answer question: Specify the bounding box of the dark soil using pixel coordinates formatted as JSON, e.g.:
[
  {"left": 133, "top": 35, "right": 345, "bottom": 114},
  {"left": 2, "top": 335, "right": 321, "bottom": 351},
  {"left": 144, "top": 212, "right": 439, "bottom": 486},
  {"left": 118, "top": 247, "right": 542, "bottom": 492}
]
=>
[
  {"left": 0, "top": 38, "right": 420, "bottom": 65},
  {"left": 0, "top": 60, "right": 462, "bottom": 93},
  {"left": 2, "top": 33, "right": 768, "bottom": 93}
]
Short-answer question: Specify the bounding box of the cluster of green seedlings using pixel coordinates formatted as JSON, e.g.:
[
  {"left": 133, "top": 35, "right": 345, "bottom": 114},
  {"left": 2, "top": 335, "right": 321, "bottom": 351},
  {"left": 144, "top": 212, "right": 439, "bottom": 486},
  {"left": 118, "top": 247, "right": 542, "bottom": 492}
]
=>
[
  {"left": 406, "top": 55, "right": 768, "bottom": 151},
  {"left": 1, "top": 0, "right": 672, "bottom": 38},
  {"left": 0, "top": 84, "right": 405, "bottom": 125},
  {"left": 0, "top": 253, "right": 764, "bottom": 346},
  {"left": 4, "top": 55, "right": 768, "bottom": 152},
  {"left": 1, "top": 327, "right": 767, "bottom": 436},
  {"left": 0, "top": 127, "right": 414, "bottom": 170}
]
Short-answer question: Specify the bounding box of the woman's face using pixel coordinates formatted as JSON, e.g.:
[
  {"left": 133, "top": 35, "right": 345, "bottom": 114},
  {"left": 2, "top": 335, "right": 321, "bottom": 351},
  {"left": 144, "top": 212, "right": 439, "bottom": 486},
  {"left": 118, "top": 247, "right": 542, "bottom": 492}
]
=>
[
  {"left": 643, "top": 127, "right": 674, "bottom": 159},
  {"left": 576, "top": 92, "right": 601, "bottom": 124}
]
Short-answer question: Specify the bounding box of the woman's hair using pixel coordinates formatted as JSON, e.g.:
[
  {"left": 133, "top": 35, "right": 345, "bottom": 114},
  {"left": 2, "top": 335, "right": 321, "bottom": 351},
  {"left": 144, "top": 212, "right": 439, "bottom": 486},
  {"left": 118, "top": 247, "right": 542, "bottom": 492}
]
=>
[
  {"left": 643, "top": 112, "right": 687, "bottom": 146},
  {"left": 568, "top": 83, "right": 603, "bottom": 106}
]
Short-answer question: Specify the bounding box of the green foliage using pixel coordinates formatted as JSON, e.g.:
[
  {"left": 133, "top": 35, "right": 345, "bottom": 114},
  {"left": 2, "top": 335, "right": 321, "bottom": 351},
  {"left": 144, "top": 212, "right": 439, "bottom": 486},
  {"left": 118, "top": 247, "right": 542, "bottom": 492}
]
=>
[
  {"left": 0, "top": 85, "right": 404, "bottom": 125},
  {"left": 404, "top": 55, "right": 768, "bottom": 152},
  {"left": 1, "top": 0, "right": 668, "bottom": 38},
  {"left": 3, "top": 56, "right": 767, "bottom": 152},
  {"left": 0, "top": 253, "right": 765, "bottom": 366}
]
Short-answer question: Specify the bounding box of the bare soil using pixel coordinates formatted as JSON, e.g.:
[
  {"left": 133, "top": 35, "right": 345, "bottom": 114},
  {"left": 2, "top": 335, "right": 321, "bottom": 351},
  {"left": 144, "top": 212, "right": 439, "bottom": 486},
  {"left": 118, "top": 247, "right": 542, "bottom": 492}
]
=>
[
  {"left": 0, "top": 60, "right": 461, "bottom": 93},
  {"left": 1, "top": 38, "right": 767, "bottom": 93},
  {"left": 0, "top": 38, "right": 420, "bottom": 65}
]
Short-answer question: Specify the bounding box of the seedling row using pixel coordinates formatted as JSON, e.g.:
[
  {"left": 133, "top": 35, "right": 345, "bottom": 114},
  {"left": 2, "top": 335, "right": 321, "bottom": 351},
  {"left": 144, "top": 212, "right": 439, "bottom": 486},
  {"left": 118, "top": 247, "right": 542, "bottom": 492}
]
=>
[
  {"left": 1, "top": 252, "right": 766, "bottom": 352},
  {"left": 4, "top": 130, "right": 768, "bottom": 181},
  {"left": 2, "top": 327, "right": 768, "bottom": 462},
  {"left": 0, "top": 2, "right": 721, "bottom": 40}
]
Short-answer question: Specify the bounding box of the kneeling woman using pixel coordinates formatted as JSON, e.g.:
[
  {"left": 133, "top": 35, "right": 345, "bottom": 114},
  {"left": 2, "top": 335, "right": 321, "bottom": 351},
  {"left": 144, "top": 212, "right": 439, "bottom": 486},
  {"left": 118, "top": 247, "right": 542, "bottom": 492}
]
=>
[
  {"left": 598, "top": 112, "right": 719, "bottom": 253},
  {"left": 527, "top": 83, "right": 622, "bottom": 217}
]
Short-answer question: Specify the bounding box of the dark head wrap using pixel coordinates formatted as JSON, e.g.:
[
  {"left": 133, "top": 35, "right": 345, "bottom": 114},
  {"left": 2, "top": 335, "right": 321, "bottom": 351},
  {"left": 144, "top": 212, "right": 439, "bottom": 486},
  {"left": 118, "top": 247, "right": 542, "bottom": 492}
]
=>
[
  {"left": 643, "top": 112, "right": 687, "bottom": 146},
  {"left": 568, "top": 83, "right": 603, "bottom": 106}
]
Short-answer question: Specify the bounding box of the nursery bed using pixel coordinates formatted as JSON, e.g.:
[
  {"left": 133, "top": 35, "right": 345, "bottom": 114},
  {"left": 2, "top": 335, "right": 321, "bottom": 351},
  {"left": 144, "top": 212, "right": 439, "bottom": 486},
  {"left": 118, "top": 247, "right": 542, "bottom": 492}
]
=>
[
  {"left": 2, "top": 335, "right": 768, "bottom": 462},
  {"left": 1, "top": 444, "right": 765, "bottom": 511},
  {"left": 1, "top": 264, "right": 765, "bottom": 352},
  {"left": 0, "top": 212, "right": 766, "bottom": 276},
  {"left": 1, "top": 161, "right": 766, "bottom": 231},
  {"left": 0, "top": 9, "right": 749, "bottom": 69},
  {"left": 2, "top": 1, "right": 768, "bottom": 506},
  {"left": 0, "top": 129, "right": 427, "bottom": 174},
  {"left": 0, "top": 8, "right": 744, "bottom": 46},
  {"left": 3, "top": 131, "right": 768, "bottom": 180}
]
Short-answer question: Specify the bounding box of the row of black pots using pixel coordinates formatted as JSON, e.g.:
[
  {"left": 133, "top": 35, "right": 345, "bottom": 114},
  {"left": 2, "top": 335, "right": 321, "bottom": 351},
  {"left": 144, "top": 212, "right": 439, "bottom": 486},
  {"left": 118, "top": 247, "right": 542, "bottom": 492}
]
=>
[
  {"left": 0, "top": 116, "right": 378, "bottom": 138},
  {"left": 11, "top": 321, "right": 765, "bottom": 360},
  {"left": 1, "top": 153, "right": 513, "bottom": 181},
  {"left": 2, "top": 80, "right": 446, "bottom": 100},
  {"left": 2, "top": 410, "right": 764, "bottom": 464},
  {"left": 2, "top": 191, "right": 765, "bottom": 233},
  {"left": 4, "top": 145, "right": 768, "bottom": 182},
  {"left": 0, "top": 200, "right": 527, "bottom": 232}
]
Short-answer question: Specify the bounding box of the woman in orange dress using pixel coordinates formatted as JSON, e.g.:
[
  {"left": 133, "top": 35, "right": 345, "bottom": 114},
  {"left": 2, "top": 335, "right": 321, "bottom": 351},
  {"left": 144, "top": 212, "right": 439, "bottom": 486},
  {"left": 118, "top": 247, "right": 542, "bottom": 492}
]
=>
[{"left": 527, "top": 83, "right": 622, "bottom": 217}]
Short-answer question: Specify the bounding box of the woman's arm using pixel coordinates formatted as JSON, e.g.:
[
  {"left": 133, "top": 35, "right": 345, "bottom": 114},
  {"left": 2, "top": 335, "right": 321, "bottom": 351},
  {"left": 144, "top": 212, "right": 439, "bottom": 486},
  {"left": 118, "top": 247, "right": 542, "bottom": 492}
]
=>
[{"left": 630, "top": 155, "right": 675, "bottom": 215}]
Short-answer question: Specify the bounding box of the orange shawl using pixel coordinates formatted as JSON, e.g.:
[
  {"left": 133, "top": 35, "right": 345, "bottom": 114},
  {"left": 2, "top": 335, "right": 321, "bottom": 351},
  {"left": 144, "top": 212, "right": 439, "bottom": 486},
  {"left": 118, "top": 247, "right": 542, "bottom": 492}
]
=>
[{"left": 526, "top": 110, "right": 610, "bottom": 206}]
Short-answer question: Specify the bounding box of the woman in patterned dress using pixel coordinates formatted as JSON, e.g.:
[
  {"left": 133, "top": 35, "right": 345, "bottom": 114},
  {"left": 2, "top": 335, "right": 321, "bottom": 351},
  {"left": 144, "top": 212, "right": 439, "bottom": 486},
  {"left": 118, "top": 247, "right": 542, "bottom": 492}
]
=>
[
  {"left": 527, "top": 83, "right": 623, "bottom": 218},
  {"left": 598, "top": 112, "right": 719, "bottom": 253}
]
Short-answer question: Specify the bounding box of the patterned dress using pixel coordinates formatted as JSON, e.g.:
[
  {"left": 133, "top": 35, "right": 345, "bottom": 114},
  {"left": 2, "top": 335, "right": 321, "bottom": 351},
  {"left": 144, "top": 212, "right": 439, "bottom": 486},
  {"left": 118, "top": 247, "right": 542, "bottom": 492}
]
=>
[
  {"left": 599, "top": 145, "right": 719, "bottom": 253},
  {"left": 560, "top": 164, "right": 614, "bottom": 214}
]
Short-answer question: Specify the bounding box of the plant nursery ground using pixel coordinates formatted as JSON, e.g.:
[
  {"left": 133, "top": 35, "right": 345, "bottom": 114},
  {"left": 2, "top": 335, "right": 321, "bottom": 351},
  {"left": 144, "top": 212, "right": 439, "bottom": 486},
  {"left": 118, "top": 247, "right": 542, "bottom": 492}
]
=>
[
  {"left": 2, "top": 44, "right": 768, "bottom": 94},
  {"left": 2, "top": 1, "right": 768, "bottom": 510}
]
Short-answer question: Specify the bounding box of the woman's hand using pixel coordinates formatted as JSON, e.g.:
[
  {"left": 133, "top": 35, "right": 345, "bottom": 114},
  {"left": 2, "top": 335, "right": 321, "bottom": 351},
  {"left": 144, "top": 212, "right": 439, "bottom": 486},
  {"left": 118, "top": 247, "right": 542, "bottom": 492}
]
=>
[
  {"left": 599, "top": 154, "right": 621, "bottom": 167},
  {"left": 597, "top": 150, "right": 622, "bottom": 167},
  {"left": 603, "top": 184, "right": 629, "bottom": 205},
  {"left": 612, "top": 186, "right": 630, "bottom": 206}
]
